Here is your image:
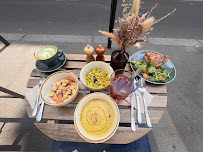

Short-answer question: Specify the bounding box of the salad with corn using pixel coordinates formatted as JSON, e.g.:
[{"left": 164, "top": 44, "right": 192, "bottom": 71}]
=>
[{"left": 86, "top": 68, "right": 110, "bottom": 88}]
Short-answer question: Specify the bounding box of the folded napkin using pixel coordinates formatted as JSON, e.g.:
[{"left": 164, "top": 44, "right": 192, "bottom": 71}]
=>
[
  {"left": 121, "top": 91, "right": 153, "bottom": 114},
  {"left": 25, "top": 85, "right": 43, "bottom": 109}
]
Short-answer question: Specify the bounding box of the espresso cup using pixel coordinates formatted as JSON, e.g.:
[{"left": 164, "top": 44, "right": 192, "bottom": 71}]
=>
[{"left": 34, "top": 45, "right": 63, "bottom": 67}]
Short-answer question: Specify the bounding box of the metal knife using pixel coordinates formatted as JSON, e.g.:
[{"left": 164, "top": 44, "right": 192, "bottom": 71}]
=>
[
  {"left": 131, "top": 94, "right": 136, "bottom": 131},
  {"left": 32, "top": 72, "right": 45, "bottom": 117},
  {"left": 134, "top": 79, "right": 142, "bottom": 124}
]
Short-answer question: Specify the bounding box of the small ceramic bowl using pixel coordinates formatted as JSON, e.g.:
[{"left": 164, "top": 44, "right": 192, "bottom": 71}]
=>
[
  {"left": 80, "top": 61, "right": 114, "bottom": 91},
  {"left": 74, "top": 93, "right": 120, "bottom": 143},
  {"left": 40, "top": 71, "right": 79, "bottom": 106}
]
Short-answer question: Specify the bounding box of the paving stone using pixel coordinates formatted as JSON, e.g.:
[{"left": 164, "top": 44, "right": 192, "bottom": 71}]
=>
[
  {"left": 197, "top": 39, "right": 203, "bottom": 45},
  {"left": 0, "top": 123, "right": 21, "bottom": 145},
  {"left": 0, "top": 42, "right": 43, "bottom": 95},
  {"left": 148, "top": 38, "right": 202, "bottom": 47},
  {"left": 21, "top": 34, "right": 92, "bottom": 43},
  {"left": 0, "top": 98, "right": 26, "bottom": 118},
  {"left": 0, "top": 33, "right": 25, "bottom": 41},
  {"left": 148, "top": 111, "right": 188, "bottom": 152}
]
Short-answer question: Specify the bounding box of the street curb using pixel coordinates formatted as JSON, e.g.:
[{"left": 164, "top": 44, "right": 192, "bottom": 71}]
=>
[{"left": 1, "top": 33, "right": 202, "bottom": 47}]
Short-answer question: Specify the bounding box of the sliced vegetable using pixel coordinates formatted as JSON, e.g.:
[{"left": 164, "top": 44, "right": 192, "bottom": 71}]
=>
[
  {"left": 143, "top": 73, "right": 149, "bottom": 79},
  {"left": 55, "top": 96, "right": 63, "bottom": 104},
  {"left": 159, "top": 75, "right": 163, "bottom": 80},
  {"left": 68, "top": 77, "right": 75, "bottom": 82},
  {"left": 52, "top": 95, "right": 57, "bottom": 101},
  {"left": 142, "top": 67, "right": 146, "bottom": 71}
]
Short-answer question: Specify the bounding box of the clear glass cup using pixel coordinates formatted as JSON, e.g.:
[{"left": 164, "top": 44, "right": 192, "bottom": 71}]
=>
[{"left": 109, "top": 69, "right": 138, "bottom": 104}]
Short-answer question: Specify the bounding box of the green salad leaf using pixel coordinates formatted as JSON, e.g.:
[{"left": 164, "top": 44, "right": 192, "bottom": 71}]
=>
[
  {"left": 147, "top": 63, "right": 156, "bottom": 73},
  {"left": 160, "top": 66, "right": 167, "bottom": 73},
  {"left": 131, "top": 59, "right": 172, "bottom": 83}
]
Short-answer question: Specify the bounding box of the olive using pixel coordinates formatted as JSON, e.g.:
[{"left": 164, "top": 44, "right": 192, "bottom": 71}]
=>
[{"left": 93, "top": 76, "right": 97, "bottom": 83}]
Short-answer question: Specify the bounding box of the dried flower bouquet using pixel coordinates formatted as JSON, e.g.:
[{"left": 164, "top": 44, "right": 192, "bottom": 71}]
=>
[{"left": 99, "top": 0, "right": 176, "bottom": 51}]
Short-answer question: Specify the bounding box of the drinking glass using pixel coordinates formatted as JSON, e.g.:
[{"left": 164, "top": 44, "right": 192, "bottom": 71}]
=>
[{"left": 109, "top": 69, "right": 137, "bottom": 104}]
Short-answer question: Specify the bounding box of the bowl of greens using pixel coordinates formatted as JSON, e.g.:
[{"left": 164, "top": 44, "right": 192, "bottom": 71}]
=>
[{"left": 130, "top": 50, "right": 176, "bottom": 84}]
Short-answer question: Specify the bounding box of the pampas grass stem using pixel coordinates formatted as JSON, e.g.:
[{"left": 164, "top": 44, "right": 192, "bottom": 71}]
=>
[
  {"left": 147, "top": 3, "right": 158, "bottom": 19},
  {"left": 153, "top": 8, "right": 176, "bottom": 25},
  {"left": 98, "top": 30, "right": 121, "bottom": 49},
  {"left": 131, "top": 0, "right": 140, "bottom": 15},
  {"left": 141, "top": 17, "right": 155, "bottom": 33}
]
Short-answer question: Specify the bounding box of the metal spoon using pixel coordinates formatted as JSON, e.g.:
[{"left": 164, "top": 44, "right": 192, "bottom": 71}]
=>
[{"left": 138, "top": 78, "right": 152, "bottom": 127}]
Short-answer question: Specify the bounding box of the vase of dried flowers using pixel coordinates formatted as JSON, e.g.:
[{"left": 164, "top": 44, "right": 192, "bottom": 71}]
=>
[
  {"left": 110, "top": 49, "right": 129, "bottom": 70},
  {"left": 99, "top": 0, "right": 176, "bottom": 70}
]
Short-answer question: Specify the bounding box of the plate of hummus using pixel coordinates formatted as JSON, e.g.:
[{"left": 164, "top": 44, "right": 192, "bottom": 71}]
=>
[{"left": 74, "top": 93, "right": 120, "bottom": 143}]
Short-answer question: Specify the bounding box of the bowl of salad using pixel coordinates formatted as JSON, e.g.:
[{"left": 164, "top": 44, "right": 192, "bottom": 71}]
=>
[{"left": 80, "top": 61, "right": 114, "bottom": 91}]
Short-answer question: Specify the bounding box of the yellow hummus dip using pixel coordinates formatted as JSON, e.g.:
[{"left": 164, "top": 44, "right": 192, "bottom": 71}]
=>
[{"left": 80, "top": 99, "right": 115, "bottom": 137}]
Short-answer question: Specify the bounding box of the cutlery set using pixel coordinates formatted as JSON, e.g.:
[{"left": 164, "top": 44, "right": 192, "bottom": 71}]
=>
[
  {"left": 131, "top": 78, "right": 152, "bottom": 131},
  {"left": 32, "top": 72, "right": 45, "bottom": 122}
]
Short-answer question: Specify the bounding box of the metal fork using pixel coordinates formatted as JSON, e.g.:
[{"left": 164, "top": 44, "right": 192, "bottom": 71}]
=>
[
  {"left": 32, "top": 72, "right": 45, "bottom": 117},
  {"left": 138, "top": 78, "right": 152, "bottom": 127}
]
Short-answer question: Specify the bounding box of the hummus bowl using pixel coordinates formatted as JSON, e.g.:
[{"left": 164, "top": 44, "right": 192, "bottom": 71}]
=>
[{"left": 74, "top": 93, "right": 120, "bottom": 143}]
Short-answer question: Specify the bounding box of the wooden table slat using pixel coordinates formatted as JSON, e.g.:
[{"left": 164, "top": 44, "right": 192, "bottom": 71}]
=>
[
  {"left": 26, "top": 105, "right": 163, "bottom": 124},
  {"left": 35, "top": 123, "right": 151, "bottom": 144},
  {"left": 63, "top": 61, "right": 86, "bottom": 69},
  {"left": 119, "top": 95, "right": 167, "bottom": 108},
  {"left": 30, "top": 69, "right": 81, "bottom": 78},
  {"left": 47, "top": 120, "right": 56, "bottom": 124},
  {"left": 65, "top": 54, "right": 111, "bottom": 62},
  {"left": 27, "top": 78, "right": 167, "bottom": 94},
  {"left": 25, "top": 91, "right": 166, "bottom": 108}
]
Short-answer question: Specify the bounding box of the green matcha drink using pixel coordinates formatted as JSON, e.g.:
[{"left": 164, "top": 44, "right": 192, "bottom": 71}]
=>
[{"left": 36, "top": 46, "right": 57, "bottom": 60}]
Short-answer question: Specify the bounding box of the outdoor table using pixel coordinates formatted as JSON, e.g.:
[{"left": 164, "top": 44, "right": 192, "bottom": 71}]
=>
[{"left": 25, "top": 54, "right": 167, "bottom": 144}]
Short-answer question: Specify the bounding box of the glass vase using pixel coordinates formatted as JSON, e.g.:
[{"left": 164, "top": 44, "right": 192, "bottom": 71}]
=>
[{"left": 110, "top": 50, "right": 129, "bottom": 71}]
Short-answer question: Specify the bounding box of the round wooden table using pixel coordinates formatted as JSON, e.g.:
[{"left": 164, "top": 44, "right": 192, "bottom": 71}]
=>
[{"left": 26, "top": 54, "right": 167, "bottom": 144}]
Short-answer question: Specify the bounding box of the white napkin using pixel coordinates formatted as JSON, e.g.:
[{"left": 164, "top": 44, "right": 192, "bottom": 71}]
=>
[
  {"left": 121, "top": 91, "right": 153, "bottom": 114},
  {"left": 25, "top": 85, "right": 43, "bottom": 109}
]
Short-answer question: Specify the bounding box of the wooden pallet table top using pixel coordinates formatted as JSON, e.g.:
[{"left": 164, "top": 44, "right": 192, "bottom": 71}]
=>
[{"left": 25, "top": 54, "right": 167, "bottom": 144}]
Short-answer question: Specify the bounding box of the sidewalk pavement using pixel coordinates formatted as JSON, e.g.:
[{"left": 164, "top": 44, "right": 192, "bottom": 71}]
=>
[{"left": 0, "top": 33, "right": 202, "bottom": 151}]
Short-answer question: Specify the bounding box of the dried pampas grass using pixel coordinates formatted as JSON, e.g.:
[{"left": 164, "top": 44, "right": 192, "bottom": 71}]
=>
[
  {"left": 98, "top": 0, "right": 176, "bottom": 51},
  {"left": 153, "top": 8, "right": 176, "bottom": 25},
  {"left": 98, "top": 30, "right": 121, "bottom": 49},
  {"left": 141, "top": 17, "right": 154, "bottom": 33},
  {"left": 131, "top": 0, "right": 140, "bottom": 15}
]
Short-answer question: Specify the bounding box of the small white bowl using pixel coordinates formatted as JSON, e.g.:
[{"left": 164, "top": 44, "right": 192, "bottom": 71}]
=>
[
  {"left": 40, "top": 71, "right": 79, "bottom": 106},
  {"left": 80, "top": 61, "right": 114, "bottom": 91},
  {"left": 74, "top": 93, "right": 120, "bottom": 143}
]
